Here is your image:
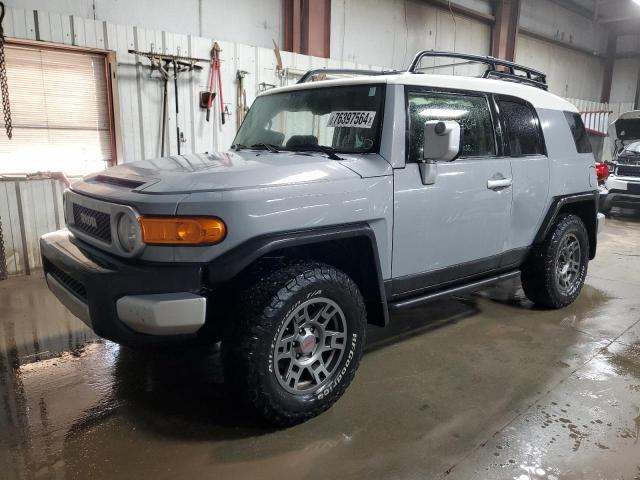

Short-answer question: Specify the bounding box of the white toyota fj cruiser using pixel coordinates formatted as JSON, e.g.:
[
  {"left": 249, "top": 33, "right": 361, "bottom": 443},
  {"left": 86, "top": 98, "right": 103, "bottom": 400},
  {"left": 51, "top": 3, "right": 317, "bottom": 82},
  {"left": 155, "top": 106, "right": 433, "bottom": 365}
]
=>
[{"left": 41, "top": 51, "right": 604, "bottom": 425}]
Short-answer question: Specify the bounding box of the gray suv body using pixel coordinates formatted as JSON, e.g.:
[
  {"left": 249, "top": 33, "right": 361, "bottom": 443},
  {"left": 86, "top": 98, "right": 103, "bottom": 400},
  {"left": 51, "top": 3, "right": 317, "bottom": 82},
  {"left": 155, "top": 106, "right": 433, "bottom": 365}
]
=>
[{"left": 41, "top": 55, "right": 604, "bottom": 425}]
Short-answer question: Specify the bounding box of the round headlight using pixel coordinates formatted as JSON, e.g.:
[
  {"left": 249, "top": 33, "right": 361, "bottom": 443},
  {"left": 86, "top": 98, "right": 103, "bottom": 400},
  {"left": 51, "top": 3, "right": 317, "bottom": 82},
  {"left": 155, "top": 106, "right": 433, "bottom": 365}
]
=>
[{"left": 116, "top": 213, "right": 138, "bottom": 253}]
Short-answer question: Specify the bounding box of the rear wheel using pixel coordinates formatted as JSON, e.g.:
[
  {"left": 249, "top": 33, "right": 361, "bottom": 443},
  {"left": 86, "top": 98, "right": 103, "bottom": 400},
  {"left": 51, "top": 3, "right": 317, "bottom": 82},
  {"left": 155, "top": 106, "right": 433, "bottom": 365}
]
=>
[
  {"left": 223, "top": 261, "right": 366, "bottom": 426},
  {"left": 521, "top": 214, "right": 589, "bottom": 308}
]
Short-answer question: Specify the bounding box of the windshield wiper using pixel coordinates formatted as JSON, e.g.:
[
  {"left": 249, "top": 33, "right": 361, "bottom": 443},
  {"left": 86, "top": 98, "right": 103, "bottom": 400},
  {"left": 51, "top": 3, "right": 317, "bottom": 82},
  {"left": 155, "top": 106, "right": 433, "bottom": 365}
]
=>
[
  {"left": 231, "top": 143, "right": 247, "bottom": 151},
  {"left": 250, "top": 143, "right": 280, "bottom": 153},
  {"left": 287, "top": 144, "right": 343, "bottom": 160}
]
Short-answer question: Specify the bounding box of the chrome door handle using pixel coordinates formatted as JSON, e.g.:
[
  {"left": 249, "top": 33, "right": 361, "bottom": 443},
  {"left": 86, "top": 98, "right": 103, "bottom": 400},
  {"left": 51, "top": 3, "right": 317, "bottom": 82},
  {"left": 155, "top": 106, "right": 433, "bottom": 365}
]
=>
[{"left": 487, "top": 178, "right": 512, "bottom": 190}]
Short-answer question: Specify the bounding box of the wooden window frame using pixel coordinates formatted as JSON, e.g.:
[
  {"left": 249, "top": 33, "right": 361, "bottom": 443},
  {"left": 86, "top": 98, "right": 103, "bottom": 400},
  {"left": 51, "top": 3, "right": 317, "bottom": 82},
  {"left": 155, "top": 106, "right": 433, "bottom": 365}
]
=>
[{"left": 5, "top": 37, "right": 122, "bottom": 167}]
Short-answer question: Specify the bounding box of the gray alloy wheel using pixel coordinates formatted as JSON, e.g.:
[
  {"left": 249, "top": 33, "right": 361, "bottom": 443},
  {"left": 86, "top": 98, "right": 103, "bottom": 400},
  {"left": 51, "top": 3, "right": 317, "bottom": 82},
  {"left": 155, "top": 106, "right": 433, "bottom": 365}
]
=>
[
  {"left": 274, "top": 297, "right": 347, "bottom": 394},
  {"left": 521, "top": 214, "right": 589, "bottom": 309},
  {"left": 222, "top": 261, "right": 366, "bottom": 426},
  {"left": 554, "top": 232, "right": 581, "bottom": 295}
]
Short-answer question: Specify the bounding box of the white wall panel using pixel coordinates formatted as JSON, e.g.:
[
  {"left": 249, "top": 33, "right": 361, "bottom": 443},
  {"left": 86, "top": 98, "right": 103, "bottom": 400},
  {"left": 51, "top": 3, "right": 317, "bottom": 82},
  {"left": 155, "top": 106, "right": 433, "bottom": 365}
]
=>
[
  {"left": 0, "top": 180, "right": 65, "bottom": 276},
  {"left": 520, "top": 0, "right": 608, "bottom": 55},
  {"left": 516, "top": 34, "right": 604, "bottom": 101},
  {"left": 3, "top": 0, "right": 281, "bottom": 50},
  {"left": 610, "top": 59, "right": 640, "bottom": 104},
  {"left": 330, "top": 0, "right": 491, "bottom": 70}
]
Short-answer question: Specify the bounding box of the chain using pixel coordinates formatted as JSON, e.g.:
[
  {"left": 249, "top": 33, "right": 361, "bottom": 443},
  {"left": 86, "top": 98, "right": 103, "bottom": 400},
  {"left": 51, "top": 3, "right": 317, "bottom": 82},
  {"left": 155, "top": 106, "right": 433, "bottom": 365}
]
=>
[
  {"left": 0, "top": 217, "right": 7, "bottom": 280},
  {"left": 0, "top": 2, "right": 12, "bottom": 139}
]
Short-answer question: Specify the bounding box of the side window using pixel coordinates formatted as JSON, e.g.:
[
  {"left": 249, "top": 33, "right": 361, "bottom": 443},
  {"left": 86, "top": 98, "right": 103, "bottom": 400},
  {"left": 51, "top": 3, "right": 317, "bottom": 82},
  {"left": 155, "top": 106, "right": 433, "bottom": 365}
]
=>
[
  {"left": 564, "top": 111, "right": 592, "bottom": 153},
  {"left": 498, "top": 100, "right": 545, "bottom": 156},
  {"left": 407, "top": 91, "right": 496, "bottom": 161}
]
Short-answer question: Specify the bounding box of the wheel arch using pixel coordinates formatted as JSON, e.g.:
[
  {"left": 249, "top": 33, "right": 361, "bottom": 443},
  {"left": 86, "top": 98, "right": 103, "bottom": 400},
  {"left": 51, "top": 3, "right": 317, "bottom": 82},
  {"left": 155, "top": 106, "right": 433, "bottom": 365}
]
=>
[
  {"left": 534, "top": 192, "right": 599, "bottom": 259},
  {"left": 204, "top": 223, "right": 390, "bottom": 327}
]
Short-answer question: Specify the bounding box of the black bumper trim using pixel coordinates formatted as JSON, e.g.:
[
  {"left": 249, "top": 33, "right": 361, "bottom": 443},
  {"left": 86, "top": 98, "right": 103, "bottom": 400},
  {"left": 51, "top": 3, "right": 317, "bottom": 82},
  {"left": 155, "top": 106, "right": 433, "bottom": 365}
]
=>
[{"left": 41, "top": 230, "right": 204, "bottom": 346}]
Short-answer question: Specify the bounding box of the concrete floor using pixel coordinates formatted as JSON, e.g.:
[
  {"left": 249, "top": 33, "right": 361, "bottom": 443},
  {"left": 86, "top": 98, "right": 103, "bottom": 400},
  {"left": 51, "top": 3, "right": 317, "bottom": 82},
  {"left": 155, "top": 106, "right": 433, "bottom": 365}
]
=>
[{"left": 1, "top": 212, "right": 640, "bottom": 480}]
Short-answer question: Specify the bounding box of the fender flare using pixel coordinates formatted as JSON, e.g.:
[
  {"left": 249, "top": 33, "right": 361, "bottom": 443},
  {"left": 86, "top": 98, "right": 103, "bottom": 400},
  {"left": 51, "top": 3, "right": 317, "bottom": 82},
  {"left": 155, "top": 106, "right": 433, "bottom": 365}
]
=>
[
  {"left": 204, "top": 222, "right": 390, "bottom": 326},
  {"left": 534, "top": 191, "right": 599, "bottom": 258}
]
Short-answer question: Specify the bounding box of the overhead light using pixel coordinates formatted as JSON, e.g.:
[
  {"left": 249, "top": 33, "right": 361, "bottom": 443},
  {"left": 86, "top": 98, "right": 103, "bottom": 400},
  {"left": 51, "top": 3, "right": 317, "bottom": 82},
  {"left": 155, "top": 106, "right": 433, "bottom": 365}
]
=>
[{"left": 633, "top": 0, "right": 640, "bottom": 7}]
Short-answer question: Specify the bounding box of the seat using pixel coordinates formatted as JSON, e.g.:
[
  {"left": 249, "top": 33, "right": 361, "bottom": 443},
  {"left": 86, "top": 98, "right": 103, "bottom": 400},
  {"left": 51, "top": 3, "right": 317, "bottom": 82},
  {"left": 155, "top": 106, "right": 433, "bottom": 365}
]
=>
[{"left": 286, "top": 135, "right": 318, "bottom": 147}]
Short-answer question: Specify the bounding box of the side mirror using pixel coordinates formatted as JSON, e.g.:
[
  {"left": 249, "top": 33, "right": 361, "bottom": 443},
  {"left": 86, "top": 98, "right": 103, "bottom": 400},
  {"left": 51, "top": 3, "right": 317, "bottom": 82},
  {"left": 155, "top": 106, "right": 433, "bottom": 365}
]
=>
[
  {"left": 423, "top": 120, "right": 461, "bottom": 161},
  {"left": 419, "top": 120, "right": 462, "bottom": 185}
]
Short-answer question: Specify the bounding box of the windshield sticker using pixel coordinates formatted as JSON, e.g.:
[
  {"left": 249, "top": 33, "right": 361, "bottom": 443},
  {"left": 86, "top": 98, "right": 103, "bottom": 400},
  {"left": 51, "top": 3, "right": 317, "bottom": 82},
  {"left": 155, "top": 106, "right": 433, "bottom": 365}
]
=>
[{"left": 327, "top": 111, "right": 376, "bottom": 129}]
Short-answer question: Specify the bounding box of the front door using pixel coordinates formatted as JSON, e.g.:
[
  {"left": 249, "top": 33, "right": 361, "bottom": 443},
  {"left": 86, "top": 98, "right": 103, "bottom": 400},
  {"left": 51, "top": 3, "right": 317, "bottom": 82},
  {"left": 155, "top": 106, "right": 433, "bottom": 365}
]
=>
[{"left": 392, "top": 89, "right": 513, "bottom": 297}]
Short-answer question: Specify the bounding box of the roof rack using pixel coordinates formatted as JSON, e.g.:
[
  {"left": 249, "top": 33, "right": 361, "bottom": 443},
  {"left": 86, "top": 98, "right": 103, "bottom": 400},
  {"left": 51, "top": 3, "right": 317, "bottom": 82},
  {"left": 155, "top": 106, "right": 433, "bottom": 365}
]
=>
[
  {"left": 408, "top": 51, "right": 548, "bottom": 90},
  {"left": 297, "top": 68, "right": 397, "bottom": 84},
  {"left": 294, "top": 51, "right": 548, "bottom": 91}
]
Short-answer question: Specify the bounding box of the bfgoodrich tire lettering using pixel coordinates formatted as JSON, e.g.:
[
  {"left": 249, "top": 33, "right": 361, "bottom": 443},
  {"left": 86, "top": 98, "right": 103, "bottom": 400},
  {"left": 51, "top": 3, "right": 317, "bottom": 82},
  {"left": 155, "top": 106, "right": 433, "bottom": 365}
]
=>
[
  {"left": 521, "top": 214, "right": 589, "bottom": 308},
  {"left": 223, "top": 261, "right": 366, "bottom": 426}
]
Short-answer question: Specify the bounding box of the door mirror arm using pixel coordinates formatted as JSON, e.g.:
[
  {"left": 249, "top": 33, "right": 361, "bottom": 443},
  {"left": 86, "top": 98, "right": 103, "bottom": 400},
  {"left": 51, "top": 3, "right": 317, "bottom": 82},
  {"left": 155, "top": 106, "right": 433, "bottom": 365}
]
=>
[{"left": 419, "top": 159, "right": 437, "bottom": 185}]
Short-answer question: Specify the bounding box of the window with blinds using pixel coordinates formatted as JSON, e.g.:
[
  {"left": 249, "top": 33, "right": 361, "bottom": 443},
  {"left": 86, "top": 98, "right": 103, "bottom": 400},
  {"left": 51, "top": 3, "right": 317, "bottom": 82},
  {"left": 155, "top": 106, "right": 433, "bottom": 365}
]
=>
[{"left": 0, "top": 44, "right": 114, "bottom": 176}]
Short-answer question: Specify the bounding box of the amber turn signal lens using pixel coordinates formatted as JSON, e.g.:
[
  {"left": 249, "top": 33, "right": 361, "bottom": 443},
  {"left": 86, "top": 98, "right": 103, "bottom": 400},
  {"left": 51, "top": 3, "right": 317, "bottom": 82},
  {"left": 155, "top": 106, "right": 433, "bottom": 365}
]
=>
[{"left": 139, "top": 217, "right": 226, "bottom": 245}]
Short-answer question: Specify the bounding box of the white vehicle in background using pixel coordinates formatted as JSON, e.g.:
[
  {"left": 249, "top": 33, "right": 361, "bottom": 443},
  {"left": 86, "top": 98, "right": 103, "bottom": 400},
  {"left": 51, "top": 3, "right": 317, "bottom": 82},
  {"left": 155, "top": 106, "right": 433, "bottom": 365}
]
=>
[{"left": 599, "top": 110, "right": 640, "bottom": 215}]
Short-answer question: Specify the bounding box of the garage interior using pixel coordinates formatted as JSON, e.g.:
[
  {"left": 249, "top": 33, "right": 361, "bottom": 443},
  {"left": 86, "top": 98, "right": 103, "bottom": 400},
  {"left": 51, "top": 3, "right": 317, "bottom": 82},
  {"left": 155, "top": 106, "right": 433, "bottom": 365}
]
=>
[{"left": 1, "top": 0, "right": 640, "bottom": 479}]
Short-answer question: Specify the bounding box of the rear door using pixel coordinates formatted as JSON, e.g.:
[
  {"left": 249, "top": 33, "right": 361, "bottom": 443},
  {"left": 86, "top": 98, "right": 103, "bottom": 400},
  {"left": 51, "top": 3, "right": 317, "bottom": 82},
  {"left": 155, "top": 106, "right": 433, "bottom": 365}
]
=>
[
  {"left": 391, "top": 88, "right": 513, "bottom": 297},
  {"left": 495, "top": 96, "right": 549, "bottom": 255}
]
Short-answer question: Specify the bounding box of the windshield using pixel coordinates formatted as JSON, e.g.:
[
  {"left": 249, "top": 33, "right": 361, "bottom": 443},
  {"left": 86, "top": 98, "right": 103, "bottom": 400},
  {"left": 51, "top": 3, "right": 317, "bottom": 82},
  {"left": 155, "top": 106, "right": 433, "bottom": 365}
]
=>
[{"left": 233, "top": 84, "right": 385, "bottom": 154}]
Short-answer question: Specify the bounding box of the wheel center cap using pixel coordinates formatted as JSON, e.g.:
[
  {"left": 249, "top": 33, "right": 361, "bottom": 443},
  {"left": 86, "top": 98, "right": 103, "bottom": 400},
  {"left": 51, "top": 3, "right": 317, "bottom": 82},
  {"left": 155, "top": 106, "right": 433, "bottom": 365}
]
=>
[{"left": 298, "top": 333, "right": 316, "bottom": 354}]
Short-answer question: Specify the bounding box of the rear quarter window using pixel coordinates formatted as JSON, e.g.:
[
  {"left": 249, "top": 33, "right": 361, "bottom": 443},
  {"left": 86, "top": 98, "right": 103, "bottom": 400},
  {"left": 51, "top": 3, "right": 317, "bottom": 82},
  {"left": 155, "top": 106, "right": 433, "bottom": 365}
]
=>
[
  {"left": 498, "top": 99, "right": 545, "bottom": 156},
  {"left": 564, "top": 112, "right": 592, "bottom": 154}
]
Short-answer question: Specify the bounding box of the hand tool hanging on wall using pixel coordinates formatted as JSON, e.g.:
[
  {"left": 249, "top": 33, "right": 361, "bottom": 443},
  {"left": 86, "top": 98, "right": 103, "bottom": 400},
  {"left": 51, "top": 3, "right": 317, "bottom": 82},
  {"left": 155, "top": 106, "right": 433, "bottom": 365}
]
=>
[
  {"left": 204, "top": 43, "right": 217, "bottom": 122},
  {"left": 204, "top": 42, "right": 226, "bottom": 125},
  {"left": 0, "top": 1, "right": 12, "bottom": 139},
  {"left": 128, "top": 49, "right": 206, "bottom": 155},
  {"left": 236, "top": 70, "right": 249, "bottom": 129}
]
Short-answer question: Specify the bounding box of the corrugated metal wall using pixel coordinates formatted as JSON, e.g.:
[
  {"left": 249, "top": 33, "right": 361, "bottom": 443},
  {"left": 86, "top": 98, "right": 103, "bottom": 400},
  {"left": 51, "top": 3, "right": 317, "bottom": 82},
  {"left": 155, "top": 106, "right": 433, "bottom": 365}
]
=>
[{"left": 0, "top": 179, "right": 65, "bottom": 276}]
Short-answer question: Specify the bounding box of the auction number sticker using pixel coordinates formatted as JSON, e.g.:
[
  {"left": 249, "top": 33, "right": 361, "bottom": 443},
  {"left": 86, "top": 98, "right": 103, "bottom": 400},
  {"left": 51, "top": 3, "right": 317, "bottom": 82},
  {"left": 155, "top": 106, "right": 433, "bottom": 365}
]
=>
[{"left": 327, "top": 111, "right": 376, "bottom": 128}]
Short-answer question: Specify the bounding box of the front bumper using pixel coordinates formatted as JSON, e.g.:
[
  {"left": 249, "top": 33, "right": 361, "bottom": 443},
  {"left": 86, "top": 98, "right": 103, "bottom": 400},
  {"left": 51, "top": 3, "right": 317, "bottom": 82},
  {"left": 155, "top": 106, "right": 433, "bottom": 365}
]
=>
[{"left": 41, "top": 229, "right": 206, "bottom": 346}]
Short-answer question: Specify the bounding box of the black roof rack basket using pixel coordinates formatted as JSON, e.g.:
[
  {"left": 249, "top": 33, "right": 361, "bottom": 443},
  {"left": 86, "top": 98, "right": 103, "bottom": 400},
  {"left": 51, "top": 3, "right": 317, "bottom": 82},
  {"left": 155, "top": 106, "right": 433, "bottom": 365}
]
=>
[{"left": 408, "top": 51, "right": 548, "bottom": 90}]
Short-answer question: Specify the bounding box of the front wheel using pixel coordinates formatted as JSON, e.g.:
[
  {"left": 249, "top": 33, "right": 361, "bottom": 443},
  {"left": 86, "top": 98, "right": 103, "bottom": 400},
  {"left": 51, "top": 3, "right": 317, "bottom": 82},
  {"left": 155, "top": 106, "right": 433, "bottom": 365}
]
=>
[
  {"left": 521, "top": 214, "right": 589, "bottom": 308},
  {"left": 223, "top": 262, "right": 366, "bottom": 426}
]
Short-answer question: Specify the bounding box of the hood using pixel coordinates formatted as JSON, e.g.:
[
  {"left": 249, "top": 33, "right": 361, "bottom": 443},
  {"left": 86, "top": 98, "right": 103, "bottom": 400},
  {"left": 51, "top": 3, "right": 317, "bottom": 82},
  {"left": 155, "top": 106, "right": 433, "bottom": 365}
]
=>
[
  {"left": 609, "top": 110, "right": 640, "bottom": 149},
  {"left": 83, "top": 151, "right": 367, "bottom": 194}
]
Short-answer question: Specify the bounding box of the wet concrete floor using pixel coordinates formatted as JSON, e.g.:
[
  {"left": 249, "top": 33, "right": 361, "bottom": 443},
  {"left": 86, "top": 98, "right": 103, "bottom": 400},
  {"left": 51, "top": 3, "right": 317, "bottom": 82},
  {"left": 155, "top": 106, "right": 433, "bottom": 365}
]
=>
[{"left": 1, "top": 212, "right": 640, "bottom": 479}]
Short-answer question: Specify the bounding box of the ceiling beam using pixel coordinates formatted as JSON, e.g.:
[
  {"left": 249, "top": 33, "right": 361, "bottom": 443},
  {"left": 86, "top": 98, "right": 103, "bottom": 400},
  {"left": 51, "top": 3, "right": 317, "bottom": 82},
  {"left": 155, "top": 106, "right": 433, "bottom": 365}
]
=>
[
  {"left": 491, "top": 0, "right": 521, "bottom": 61},
  {"left": 283, "top": 0, "right": 331, "bottom": 58},
  {"left": 600, "top": 30, "right": 617, "bottom": 103}
]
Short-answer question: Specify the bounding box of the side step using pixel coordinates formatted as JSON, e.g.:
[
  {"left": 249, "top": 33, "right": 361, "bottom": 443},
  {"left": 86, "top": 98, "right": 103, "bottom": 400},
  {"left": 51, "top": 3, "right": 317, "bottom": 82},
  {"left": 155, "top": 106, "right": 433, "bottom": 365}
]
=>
[{"left": 388, "top": 270, "right": 521, "bottom": 311}]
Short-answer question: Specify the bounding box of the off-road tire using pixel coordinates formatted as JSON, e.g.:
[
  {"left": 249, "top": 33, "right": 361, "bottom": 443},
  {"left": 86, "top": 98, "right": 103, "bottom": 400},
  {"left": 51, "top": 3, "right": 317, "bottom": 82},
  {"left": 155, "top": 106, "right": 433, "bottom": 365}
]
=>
[
  {"left": 521, "top": 214, "right": 589, "bottom": 308},
  {"left": 223, "top": 261, "right": 366, "bottom": 426}
]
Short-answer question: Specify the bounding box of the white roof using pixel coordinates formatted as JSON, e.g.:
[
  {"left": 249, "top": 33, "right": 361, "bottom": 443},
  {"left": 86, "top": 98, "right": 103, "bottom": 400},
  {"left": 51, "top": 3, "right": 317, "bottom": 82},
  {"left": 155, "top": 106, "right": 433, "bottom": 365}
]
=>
[{"left": 261, "top": 73, "right": 578, "bottom": 112}]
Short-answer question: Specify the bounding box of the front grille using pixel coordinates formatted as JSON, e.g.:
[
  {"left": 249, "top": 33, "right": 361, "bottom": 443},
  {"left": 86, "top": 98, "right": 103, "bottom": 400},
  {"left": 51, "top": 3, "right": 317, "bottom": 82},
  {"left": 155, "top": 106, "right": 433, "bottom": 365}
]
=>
[
  {"left": 46, "top": 262, "right": 88, "bottom": 301},
  {"left": 616, "top": 165, "right": 640, "bottom": 178},
  {"left": 72, "top": 204, "right": 112, "bottom": 243}
]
